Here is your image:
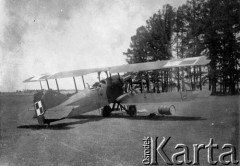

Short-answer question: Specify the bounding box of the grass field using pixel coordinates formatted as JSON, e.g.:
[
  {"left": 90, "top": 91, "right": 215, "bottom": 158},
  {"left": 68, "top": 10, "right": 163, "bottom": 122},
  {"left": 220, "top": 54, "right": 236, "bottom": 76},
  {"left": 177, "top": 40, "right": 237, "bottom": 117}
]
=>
[{"left": 0, "top": 93, "right": 239, "bottom": 165}]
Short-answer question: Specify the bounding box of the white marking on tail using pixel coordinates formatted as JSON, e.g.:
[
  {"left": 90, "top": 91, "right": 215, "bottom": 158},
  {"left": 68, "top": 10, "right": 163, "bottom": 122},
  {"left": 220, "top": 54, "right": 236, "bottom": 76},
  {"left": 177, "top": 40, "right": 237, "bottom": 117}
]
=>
[{"left": 34, "top": 101, "right": 45, "bottom": 116}]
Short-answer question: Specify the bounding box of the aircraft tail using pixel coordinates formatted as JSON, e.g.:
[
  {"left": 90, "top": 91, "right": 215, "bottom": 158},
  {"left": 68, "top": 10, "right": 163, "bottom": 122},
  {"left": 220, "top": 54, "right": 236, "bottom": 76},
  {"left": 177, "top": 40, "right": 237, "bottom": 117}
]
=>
[{"left": 33, "top": 100, "right": 46, "bottom": 125}]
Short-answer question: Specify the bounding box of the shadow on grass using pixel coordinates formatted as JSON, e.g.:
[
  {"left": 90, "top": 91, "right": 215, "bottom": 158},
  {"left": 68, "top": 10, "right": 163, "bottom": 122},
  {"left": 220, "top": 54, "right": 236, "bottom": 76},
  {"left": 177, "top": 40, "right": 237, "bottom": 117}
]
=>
[
  {"left": 17, "top": 118, "right": 102, "bottom": 130},
  {"left": 72, "top": 114, "right": 206, "bottom": 121},
  {"left": 17, "top": 114, "right": 206, "bottom": 130}
]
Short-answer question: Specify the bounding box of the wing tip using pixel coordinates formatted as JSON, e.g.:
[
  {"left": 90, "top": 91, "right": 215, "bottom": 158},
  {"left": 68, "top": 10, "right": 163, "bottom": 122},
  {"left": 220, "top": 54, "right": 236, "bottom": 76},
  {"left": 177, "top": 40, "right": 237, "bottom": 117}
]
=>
[{"left": 23, "top": 77, "right": 34, "bottom": 83}]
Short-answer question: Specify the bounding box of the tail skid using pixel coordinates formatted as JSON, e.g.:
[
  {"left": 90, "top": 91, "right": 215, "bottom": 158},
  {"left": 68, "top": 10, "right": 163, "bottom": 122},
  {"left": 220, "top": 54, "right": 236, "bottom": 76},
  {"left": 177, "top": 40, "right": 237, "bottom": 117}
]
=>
[{"left": 44, "top": 117, "right": 66, "bottom": 125}]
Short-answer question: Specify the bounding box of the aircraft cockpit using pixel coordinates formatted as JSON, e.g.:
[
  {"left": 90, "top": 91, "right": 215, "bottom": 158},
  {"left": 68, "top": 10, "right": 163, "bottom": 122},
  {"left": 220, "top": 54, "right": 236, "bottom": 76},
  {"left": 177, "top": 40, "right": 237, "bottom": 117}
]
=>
[{"left": 90, "top": 79, "right": 107, "bottom": 90}]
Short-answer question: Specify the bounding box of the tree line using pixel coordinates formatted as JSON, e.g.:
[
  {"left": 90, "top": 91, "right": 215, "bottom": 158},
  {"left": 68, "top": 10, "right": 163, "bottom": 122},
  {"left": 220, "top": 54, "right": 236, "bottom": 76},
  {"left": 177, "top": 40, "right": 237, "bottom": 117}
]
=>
[{"left": 124, "top": 0, "right": 240, "bottom": 95}]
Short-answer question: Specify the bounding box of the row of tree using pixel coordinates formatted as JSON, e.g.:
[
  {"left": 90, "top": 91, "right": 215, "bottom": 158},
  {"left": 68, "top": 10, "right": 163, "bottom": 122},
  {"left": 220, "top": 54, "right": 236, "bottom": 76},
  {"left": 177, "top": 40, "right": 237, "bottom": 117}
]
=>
[{"left": 124, "top": 0, "right": 240, "bottom": 95}]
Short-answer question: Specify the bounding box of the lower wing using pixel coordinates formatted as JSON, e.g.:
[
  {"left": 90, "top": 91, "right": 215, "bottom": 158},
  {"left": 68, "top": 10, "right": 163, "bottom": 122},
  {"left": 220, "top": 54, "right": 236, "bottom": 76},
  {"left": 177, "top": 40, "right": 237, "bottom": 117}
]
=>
[{"left": 116, "top": 90, "right": 211, "bottom": 105}]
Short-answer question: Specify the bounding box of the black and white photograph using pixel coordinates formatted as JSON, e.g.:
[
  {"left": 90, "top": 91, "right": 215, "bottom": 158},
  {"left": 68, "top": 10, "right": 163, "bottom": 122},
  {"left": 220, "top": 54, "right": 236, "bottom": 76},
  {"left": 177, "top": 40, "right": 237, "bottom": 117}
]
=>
[{"left": 0, "top": 0, "right": 239, "bottom": 165}]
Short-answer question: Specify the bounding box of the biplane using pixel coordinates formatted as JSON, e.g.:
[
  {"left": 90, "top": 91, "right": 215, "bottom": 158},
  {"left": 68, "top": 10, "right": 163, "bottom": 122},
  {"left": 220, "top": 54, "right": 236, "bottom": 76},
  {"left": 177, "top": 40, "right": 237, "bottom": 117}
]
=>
[{"left": 23, "top": 56, "right": 210, "bottom": 125}]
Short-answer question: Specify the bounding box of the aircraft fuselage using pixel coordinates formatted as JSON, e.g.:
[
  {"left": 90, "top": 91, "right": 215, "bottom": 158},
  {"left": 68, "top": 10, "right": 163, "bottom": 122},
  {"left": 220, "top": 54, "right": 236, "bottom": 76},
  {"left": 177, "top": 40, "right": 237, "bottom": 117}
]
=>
[{"left": 34, "top": 75, "right": 124, "bottom": 120}]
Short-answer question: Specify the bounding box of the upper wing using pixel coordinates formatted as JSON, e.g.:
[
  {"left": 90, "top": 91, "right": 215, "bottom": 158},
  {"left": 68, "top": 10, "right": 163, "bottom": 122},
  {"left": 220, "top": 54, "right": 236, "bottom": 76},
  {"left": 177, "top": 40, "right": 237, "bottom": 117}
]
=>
[
  {"left": 23, "top": 67, "right": 110, "bottom": 83},
  {"left": 23, "top": 73, "right": 52, "bottom": 82},
  {"left": 48, "top": 67, "right": 110, "bottom": 79},
  {"left": 23, "top": 56, "right": 210, "bottom": 82},
  {"left": 109, "top": 56, "right": 210, "bottom": 74}
]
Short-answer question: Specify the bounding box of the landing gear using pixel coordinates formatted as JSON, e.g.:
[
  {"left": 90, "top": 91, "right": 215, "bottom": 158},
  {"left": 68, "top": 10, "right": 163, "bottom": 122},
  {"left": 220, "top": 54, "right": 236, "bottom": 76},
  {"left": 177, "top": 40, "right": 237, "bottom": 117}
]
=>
[
  {"left": 45, "top": 122, "right": 51, "bottom": 128},
  {"left": 126, "top": 105, "right": 137, "bottom": 117},
  {"left": 101, "top": 105, "right": 112, "bottom": 117},
  {"left": 101, "top": 102, "right": 137, "bottom": 117}
]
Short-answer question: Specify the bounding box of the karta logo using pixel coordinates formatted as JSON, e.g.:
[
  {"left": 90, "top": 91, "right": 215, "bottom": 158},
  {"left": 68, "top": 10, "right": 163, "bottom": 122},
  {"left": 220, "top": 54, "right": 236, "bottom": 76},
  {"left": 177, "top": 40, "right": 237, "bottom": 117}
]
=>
[{"left": 142, "top": 137, "right": 239, "bottom": 165}]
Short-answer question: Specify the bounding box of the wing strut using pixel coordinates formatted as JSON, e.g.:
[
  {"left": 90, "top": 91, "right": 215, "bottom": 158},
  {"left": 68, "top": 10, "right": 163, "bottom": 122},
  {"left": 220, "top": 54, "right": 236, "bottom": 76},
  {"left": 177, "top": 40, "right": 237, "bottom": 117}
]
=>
[
  {"left": 39, "top": 81, "right": 43, "bottom": 90},
  {"left": 199, "top": 66, "right": 202, "bottom": 90},
  {"left": 177, "top": 68, "right": 180, "bottom": 92},
  {"left": 181, "top": 67, "right": 185, "bottom": 91},
  {"left": 98, "top": 72, "right": 101, "bottom": 82},
  {"left": 55, "top": 79, "right": 60, "bottom": 93},
  {"left": 82, "top": 76, "right": 86, "bottom": 89},
  {"left": 73, "top": 77, "right": 78, "bottom": 92},
  {"left": 46, "top": 80, "right": 50, "bottom": 90}
]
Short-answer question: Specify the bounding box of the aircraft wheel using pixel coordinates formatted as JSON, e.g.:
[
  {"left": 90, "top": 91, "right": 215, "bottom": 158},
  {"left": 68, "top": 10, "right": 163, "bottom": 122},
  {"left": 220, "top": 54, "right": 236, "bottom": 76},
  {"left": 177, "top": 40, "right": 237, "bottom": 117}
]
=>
[
  {"left": 127, "top": 105, "right": 137, "bottom": 117},
  {"left": 101, "top": 105, "right": 112, "bottom": 117}
]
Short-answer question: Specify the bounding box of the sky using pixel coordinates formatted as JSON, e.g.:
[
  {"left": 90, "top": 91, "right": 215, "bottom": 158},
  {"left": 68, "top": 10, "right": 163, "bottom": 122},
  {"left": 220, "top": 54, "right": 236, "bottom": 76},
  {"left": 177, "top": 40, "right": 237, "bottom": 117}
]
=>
[{"left": 0, "top": 0, "right": 186, "bottom": 92}]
